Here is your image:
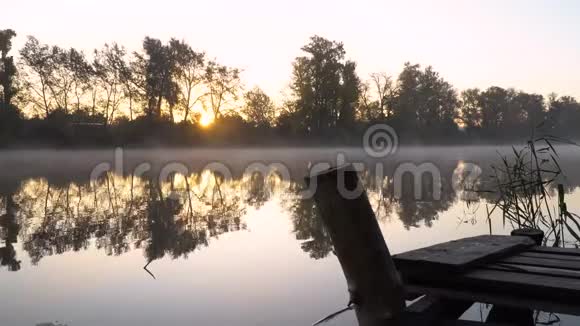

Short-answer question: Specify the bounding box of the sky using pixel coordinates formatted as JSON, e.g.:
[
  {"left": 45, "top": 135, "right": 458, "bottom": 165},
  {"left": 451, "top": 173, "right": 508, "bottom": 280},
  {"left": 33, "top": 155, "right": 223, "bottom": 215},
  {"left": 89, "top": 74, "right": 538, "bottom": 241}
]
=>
[{"left": 4, "top": 0, "right": 580, "bottom": 101}]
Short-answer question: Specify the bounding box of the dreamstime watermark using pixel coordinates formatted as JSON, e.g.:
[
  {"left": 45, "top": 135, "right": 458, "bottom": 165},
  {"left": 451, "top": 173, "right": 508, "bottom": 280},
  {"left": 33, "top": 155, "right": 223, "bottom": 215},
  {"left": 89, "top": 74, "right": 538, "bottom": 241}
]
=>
[
  {"left": 393, "top": 162, "right": 441, "bottom": 200},
  {"left": 363, "top": 124, "right": 398, "bottom": 158},
  {"left": 88, "top": 124, "right": 482, "bottom": 202}
]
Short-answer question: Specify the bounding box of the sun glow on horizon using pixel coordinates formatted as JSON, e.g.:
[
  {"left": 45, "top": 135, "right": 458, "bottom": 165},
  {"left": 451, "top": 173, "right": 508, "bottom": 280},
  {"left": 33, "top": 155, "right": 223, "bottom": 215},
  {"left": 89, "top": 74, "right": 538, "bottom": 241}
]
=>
[{"left": 199, "top": 112, "right": 215, "bottom": 127}]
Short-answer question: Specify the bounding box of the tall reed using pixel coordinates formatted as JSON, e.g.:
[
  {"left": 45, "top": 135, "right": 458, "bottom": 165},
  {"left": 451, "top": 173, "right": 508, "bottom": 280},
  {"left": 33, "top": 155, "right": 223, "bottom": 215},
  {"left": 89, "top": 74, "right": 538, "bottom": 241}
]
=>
[{"left": 483, "top": 136, "right": 580, "bottom": 247}]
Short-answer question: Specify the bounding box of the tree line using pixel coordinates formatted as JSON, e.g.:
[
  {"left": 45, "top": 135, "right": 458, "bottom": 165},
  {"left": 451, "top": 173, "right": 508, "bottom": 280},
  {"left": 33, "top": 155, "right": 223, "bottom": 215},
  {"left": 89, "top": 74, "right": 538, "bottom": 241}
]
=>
[{"left": 1, "top": 29, "right": 580, "bottom": 146}]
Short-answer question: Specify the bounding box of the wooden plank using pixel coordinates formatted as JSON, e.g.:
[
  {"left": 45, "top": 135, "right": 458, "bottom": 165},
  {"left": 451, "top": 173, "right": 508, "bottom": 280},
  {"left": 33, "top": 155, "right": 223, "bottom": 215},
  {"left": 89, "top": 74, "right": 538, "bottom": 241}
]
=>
[
  {"left": 518, "top": 251, "right": 580, "bottom": 262},
  {"left": 500, "top": 255, "right": 580, "bottom": 271},
  {"left": 405, "top": 283, "right": 580, "bottom": 316},
  {"left": 487, "top": 263, "right": 580, "bottom": 279},
  {"left": 394, "top": 235, "right": 535, "bottom": 276},
  {"left": 529, "top": 246, "right": 580, "bottom": 256},
  {"left": 402, "top": 253, "right": 580, "bottom": 316},
  {"left": 459, "top": 269, "right": 580, "bottom": 300}
]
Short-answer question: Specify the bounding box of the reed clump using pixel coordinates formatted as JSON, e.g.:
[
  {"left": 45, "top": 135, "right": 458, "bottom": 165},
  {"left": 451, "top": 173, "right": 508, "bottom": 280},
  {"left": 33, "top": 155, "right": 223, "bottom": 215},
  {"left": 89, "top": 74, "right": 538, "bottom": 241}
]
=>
[{"left": 483, "top": 136, "right": 580, "bottom": 247}]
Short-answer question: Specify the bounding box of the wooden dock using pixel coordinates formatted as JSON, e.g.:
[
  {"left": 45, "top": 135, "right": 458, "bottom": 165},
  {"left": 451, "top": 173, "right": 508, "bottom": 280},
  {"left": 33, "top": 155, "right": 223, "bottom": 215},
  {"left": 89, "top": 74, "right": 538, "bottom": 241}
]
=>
[
  {"left": 308, "top": 165, "right": 580, "bottom": 326},
  {"left": 395, "top": 237, "right": 580, "bottom": 317}
]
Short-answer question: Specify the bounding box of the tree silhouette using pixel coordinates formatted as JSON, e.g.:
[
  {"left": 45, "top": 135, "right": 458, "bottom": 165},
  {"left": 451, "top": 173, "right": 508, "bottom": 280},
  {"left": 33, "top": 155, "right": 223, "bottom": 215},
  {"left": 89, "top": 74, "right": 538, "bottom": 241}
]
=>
[
  {"left": 204, "top": 60, "right": 240, "bottom": 121},
  {"left": 242, "top": 86, "right": 277, "bottom": 127},
  {"left": 50, "top": 47, "right": 91, "bottom": 114},
  {"left": 337, "top": 61, "right": 360, "bottom": 128},
  {"left": 459, "top": 88, "right": 482, "bottom": 129},
  {"left": 6, "top": 31, "right": 580, "bottom": 145},
  {"left": 514, "top": 91, "right": 544, "bottom": 129},
  {"left": 171, "top": 40, "right": 206, "bottom": 123},
  {"left": 392, "top": 63, "right": 458, "bottom": 131},
  {"left": 93, "top": 44, "right": 127, "bottom": 123},
  {"left": 19, "top": 36, "right": 55, "bottom": 117},
  {"left": 290, "top": 35, "right": 361, "bottom": 133},
  {"left": 480, "top": 86, "right": 512, "bottom": 130},
  {"left": 547, "top": 94, "right": 580, "bottom": 133},
  {"left": 359, "top": 72, "right": 395, "bottom": 121},
  {"left": 134, "top": 37, "right": 180, "bottom": 120},
  {"left": 0, "top": 29, "right": 17, "bottom": 108},
  {"left": 0, "top": 29, "right": 21, "bottom": 143},
  {"left": 457, "top": 86, "right": 547, "bottom": 137}
]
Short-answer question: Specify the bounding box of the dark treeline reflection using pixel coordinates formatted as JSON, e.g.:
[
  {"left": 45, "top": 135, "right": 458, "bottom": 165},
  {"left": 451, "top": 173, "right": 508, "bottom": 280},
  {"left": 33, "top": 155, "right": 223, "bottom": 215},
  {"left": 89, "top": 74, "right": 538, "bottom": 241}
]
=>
[
  {"left": 0, "top": 181, "right": 21, "bottom": 271},
  {"left": 1, "top": 172, "right": 252, "bottom": 270},
  {"left": 0, "top": 159, "right": 470, "bottom": 270},
  {"left": 3, "top": 151, "right": 580, "bottom": 271}
]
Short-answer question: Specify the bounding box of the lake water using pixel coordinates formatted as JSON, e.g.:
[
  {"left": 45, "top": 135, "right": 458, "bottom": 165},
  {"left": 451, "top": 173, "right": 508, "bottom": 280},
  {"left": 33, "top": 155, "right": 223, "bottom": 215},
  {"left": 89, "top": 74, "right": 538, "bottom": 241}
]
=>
[{"left": 1, "top": 147, "right": 580, "bottom": 326}]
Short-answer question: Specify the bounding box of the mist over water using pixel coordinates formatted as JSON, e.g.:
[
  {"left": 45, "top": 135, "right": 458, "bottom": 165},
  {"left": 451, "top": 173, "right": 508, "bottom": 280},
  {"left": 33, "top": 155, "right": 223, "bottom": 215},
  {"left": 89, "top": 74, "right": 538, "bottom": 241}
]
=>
[{"left": 1, "top": 146, "right": 580, "bottom": 326}]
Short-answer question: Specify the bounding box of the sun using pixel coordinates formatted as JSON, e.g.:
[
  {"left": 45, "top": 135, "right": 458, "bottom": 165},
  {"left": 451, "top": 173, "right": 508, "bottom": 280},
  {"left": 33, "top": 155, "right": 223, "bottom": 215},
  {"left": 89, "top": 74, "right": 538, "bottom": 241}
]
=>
[{"left": 199, "top": 112, "right": 214, "bottom": 128}]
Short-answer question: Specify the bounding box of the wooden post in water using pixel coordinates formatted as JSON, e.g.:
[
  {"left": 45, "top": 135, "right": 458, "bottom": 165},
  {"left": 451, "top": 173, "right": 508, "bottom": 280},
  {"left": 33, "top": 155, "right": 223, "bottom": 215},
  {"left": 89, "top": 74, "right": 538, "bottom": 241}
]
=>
[
  {"left": 307, "top": 165, "right": 405, "bottom": 326},
  {"left": 510, "top": 228, "right": 544, "bottom": 246}
]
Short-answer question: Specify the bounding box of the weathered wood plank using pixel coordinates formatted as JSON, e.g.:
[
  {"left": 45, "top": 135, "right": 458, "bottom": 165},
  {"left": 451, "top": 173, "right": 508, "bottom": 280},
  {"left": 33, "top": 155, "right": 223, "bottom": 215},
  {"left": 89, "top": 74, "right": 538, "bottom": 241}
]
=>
[
  {"left": 405, "top": 283, "right": 580, "bottom": 316},
  {"left": 487, "top": 263, "right": 580, "bottom": 279},
  {"left": 394, "top": 235, "right": 535, "bottom": 276},
  {"left": 500, "top": 255, "right": 580, "bottom": 271},
  {"left": 484, "top": 231, "right": 540, "bottom": 326},
  {"left": 460, "top": 269, "right": 580, "bottom": 299},
  {"left": 518, "top": 251, "right": 580, "bottom": 262},
  {"left": 529, "top": 246, "right": 580, "bottom": 256}
]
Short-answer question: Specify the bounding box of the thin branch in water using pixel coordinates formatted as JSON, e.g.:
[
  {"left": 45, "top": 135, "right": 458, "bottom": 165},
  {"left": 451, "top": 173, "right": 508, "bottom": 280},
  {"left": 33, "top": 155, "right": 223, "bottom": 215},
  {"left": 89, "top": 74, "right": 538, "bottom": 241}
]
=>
[
  {"left": 143, "top": 259, "right": 156, "bottom": 280},
  {"left": 312, "top": 303, "right": 354, "bottom": 326}
]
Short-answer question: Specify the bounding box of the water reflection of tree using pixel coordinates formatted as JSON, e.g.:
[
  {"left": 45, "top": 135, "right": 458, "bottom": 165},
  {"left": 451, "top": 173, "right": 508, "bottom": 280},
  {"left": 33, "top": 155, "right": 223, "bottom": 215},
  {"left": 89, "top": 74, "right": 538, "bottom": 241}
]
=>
[
  {"left": 285, "top": 172, "right": 398, "bottom": 260},
  {"left": 0, "top": 187, "right": 21, "bottom": 271},
  {"left": 20, "top": 180, "right": 110, "bottom": 264},
  {"left": 4, "top": 163, "right": 472, "bottom": 270},
  {"left": 286, "top": 185, "right": 333, "bottom": 260},
  {"left": 284, "top": 169, "right": 459, "bottom": 259},
  {"left": 244, "top": 172, "right": 271, "bottom": 209},
  {"left": 395, "top": 172, "right": 457, "bottom": 229},
  {"left": 139, "top": 173, "right": 246, "bottom": 263},
  {"left": 7, "top": 171, "right": 252, "bottom": 269}
]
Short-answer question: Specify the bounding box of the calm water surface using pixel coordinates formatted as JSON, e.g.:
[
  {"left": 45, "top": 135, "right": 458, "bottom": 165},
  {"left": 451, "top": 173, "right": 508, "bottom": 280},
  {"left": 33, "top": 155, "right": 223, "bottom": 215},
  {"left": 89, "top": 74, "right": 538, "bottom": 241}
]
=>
[{"left": 1, "top": 147, "right": 580, "bottom": 326}]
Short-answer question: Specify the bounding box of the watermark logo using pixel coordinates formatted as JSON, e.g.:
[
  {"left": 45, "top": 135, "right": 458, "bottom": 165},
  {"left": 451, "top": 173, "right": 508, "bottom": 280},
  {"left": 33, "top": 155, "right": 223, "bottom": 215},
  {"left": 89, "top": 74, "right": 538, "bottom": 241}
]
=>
[
  {"left": 87, "top": 124, "right": 482, "bottom": 203},
  {"left": 363, "top": 124, "right": 398, "bottom": 158},
  {"left": 393, "top": 162, "right": 442, "bottom": 200}
]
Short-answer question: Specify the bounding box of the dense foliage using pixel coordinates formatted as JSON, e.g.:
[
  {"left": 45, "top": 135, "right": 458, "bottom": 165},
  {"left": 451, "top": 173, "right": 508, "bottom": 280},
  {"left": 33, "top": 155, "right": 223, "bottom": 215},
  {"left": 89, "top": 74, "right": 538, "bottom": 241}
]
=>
[{"left": 2, "top": 30, "right": 580, "bottom": 146}]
